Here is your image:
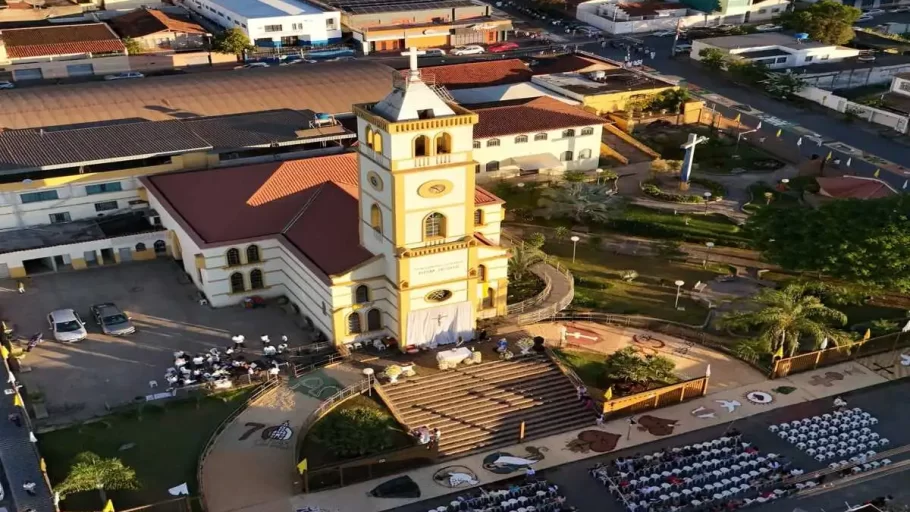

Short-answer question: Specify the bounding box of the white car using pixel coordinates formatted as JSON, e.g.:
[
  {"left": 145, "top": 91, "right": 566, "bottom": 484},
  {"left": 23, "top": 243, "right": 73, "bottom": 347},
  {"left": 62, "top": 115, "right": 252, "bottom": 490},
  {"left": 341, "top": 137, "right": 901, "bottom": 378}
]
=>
[
  {"left": 48, "top": 309, "right": 87, "bottom": 343},
  {"left": 575, "top": 26, "right": 600, "bottom": 35},
  {"left": 452, "top": 45, "right": 484, "bottom": 55},
  {"left": 422, "top": 48, "right": 447, "bottom": 57},
  {"left": 234, "top": 62, "right": 270, "bottom": 69},
  {"left": 857, "top": 13, "right": 875, "bottom": 22},
  {"left": 755, "top": 24, "right": 782, "bottom": 32},
  {"left": 863, "top": 8, "right": 885, "bottom": 15},
  {"left": 652, "top": 30, "right": 677, "bottom": 37},
  {"left": 0, "top": 81, "right": 14, "bottom": 90},
  {"left": 104, "top": 72, "right": 144, "bottom": 81}
]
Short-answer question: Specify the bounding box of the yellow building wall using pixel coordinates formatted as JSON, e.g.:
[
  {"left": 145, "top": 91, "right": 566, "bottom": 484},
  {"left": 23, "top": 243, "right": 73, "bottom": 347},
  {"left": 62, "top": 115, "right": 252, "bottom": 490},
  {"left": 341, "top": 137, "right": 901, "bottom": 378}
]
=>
[
  {"left": 405, "top": 35, "right": 449, "bottom": 47},
  {"left": 583, "top": 86, "right": 676, "bottom": 115}
]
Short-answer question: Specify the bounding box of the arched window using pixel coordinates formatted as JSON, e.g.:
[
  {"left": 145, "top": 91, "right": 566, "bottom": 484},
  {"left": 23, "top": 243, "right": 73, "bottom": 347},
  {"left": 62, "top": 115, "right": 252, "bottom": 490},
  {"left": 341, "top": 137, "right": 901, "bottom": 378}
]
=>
[
  {"left": 486, "top": 138, "right": 500, "bottom": 147},
  {"left": 534, "top": 133, "right": 548, "bottom": 141},
  {"left": 514, "top": 134, "right": 528, "bottom": 144},
  {"left": 474, "top": 164, "right": 481, "bottom": 174},
  {"left": 135, "top": 243, "right": 147, "bottom": 251},
  {"left": 474, "top": 209, "right": 483, "bottom": 226},
  {"left": 478, "top": 264, "right": 487, "bottom": 282},
  {"left": 347, "top": 313, "right": 362, "bottom": 334},
  {"left": 154, "top": 240, "right": 166, "bottom": 254},
  {"left": 579, "top": 149, "right": 593, "bottom": 159},
  {"left": 226, "top": 248, "right": 241, "bottom": 266},
  {"left": 486, "top": 161, "right": 500, "bottom": 173},
  {"left": 473, "top": 141, "right": 481, "bottom": 149},
  {"left": 250, "top": 269, "right": 264, "bottom": 289},
  {"left": 483, "top": 287, "right": 494, "bottom": 308},
  {"left": 230, "top": 272, "right": 244, "bottom": 293},
  {"left": 560, "top": 151, "right": 574, "bottom": 162},
  {"left": 355, "top": 285, "right": 370, "bottom": 304},
  {"left": 372, "top": 131, "right": 383, "bottom": 154},
  {"left": 562, "top": 129, "right": 576, "bottom": 137},
  {"left": 487, "top": 287, "right": 495, "bottom": 307},
  {"left": 367, "top": 308, "right": 382, "bottom": 331},
  {"left": 581, "top": 127, "right": 595, "bottom": 136},
  {"left": 370, "top": 204, "right": 382, "bottom": 234},
  {"left": 424, "top": 212, "right": 446, "bottom": 239},
  {"left": 435, "top": 132, "right": 452, "bottom": 154},
  {"left": 365, "top": 126, "right": 374, "bottom": 148},
  {"left": 246, "top": 245, "right": 260, "bottom": 263},
  {"left": 414, "top": 135, "right": 430, "bottom": 157}
]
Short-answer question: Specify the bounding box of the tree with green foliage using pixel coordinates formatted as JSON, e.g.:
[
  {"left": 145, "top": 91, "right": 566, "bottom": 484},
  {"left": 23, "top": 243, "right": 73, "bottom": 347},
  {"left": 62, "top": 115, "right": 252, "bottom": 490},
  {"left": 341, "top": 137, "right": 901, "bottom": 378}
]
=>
[
  {"left": 508, "top": 243, "right": 544, "bottom": 281},
  {"left": 55, "top": 452, "right": 139, "bottom": 505},
  {"left": 727, "top": 60, "right": 769, "bottom": 84},
  {"left": 553, "top": 226, "right": 570, "bottom": 241},
  {"left": 650, "top": 88, "right": 691, "bottom": 112},
  {"left": 762, "top": 71, "right": 807, "bottom": 98},
  {"left": 603, "top": 347, "right": 677, "bottom": 385},
  {"left": 538, "top": 182, "right": 625, "bottom": 223},
  {"left": 698, "top": 48, "right": 728, "bottom": 71},
  {"left": 747, "top": 194, "right": 910, "bottom": 291},
  {"left": 212, "top": 28, "right": 254, "bottom": 58},
  {"left": 526, "top": 232, "right": 547, "bottom": 250},
  {"left": 780, "top": 0, "right": 861, "bottom": 45},
  {"left": 719, "top": 283, "right": 850, "bottom": 356},
  {"left": 563, "top": 170, "right": 587, "bottom": 182},
  {"left": 122, "top": 37, "right": 142, "bottom": 55},
  {"left": 311, "top": 406, "right": 401, "bottom": 458},
  {"left": 650, "top": 159, "right": 683, "bottom": 176}
]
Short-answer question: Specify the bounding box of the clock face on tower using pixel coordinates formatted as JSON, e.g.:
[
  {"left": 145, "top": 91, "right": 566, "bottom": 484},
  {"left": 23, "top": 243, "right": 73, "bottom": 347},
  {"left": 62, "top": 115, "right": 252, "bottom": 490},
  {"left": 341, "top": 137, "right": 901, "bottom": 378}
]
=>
[
  {"left": 418, "top": 179, "right": 453, "bottom": 198},
  {"left": 367, "top": 171, "right": 383, "bottom": 191}
]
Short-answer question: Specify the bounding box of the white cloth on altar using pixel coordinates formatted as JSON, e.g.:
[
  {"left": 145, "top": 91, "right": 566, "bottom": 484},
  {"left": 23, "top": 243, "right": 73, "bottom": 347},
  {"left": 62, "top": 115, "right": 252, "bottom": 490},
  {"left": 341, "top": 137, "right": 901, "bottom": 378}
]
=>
[
  {"left": 406, "top": 301, "right": 474, "bottom": 348},
  {"left": 437, "top": 347, "right": 472, "bottom": 365}
]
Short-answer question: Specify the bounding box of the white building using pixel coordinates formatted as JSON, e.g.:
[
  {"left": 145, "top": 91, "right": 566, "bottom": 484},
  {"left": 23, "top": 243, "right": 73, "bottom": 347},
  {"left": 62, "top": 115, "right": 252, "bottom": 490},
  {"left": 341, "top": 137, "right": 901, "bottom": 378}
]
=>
[
  {"left": 470, "top": 96, "right": 605, "bottom": 181},
  {"left": 142, "top": 54, "right": 511, "bottom": 349},
  {"left": 179, "top": 0, "right": 341, "bottom": 47},
  {"left": 690, "top": 33, "right": 860, "bottom": 69}
]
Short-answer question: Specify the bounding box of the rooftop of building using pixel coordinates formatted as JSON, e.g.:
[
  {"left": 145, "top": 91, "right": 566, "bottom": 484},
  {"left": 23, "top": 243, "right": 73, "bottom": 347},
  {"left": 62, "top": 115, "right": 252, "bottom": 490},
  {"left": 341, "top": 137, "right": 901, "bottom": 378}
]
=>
[
  {"left": 698, "top": 32, "right": 831, "bottom": 50},
  {"left": 312, "top": 0, "right": 477, "bottom": 15},
  {"left": 144, "top": 152, "right": 504, "bottom": 279},
  {"left": 737, "top": 48, "right": 791, "bottom": 59},
  {"left": 0, "top": 22, "right": 124, "bottom": 59},
  {"left": 108, "top": 8, "right": 207, "bottom": 38},
  {"left": 417, "top": 59, "right": 532, "bottom": 89},
  {"left": 618, "top": 2, "right": 686, "bottom": 16},
  {"left": 530, "top": 53, "right": 617, "bottom": 75},
  {"left": 0, "top": 212, "right": 163, "bottom": 254},
  {"left": 816, "top": 176, "right": 896, "bottom": 199},
  {"left": 206, "top": 0, "right": 326, "bottom": 18},
  {"left": 0, "top": 61, "right": 394, "bottom": 130},
  {"left": 796, "top": 53, "right": 910, "bottom": 75},
  {"left": 358, "top": 13, "right": 504, "bottom": 31},
  {"left": 532, "top": 68, "right": 673, "bottom": 96},
  {"left": 471, "top": 96, "right": 604, "bottom": 138}
]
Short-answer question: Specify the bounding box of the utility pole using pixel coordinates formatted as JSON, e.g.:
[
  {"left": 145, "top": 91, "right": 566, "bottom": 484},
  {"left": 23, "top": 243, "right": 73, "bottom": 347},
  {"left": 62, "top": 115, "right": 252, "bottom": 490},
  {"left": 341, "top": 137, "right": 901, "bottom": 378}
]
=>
[{"left": 670, "top": 18, "right": 682, "bottom": 57}]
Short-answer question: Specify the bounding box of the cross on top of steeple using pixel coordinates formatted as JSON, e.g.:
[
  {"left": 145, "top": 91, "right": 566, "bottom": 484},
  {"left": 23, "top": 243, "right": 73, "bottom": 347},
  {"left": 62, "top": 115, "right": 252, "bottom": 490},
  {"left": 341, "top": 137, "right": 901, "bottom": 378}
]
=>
[{"left": 401, "top": 46, "right": 426, "bottom": 79}]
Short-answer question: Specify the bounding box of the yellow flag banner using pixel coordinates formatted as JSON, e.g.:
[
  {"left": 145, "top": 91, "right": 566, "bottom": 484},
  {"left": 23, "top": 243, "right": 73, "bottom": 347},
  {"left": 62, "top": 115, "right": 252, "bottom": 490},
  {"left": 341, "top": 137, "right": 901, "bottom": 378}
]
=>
[
  {"left": 825, "top": 151, "right": 832, "bottom": 161},
  {"left": 734, "top": 113, "right": 741, "bottom": 123},
  {"left": 773, "top": 345, "right": 785, "bottom": 359},
  {"left": 775, "top": 128, "right": 782, "bottom": 137},
  {"left": 603, "top": 386, "right": 613, "bottom": 401},
  {"left": 102, "top": 499, "right": 116, "bottom": 512},
  {"left": 13, "top": 394, "right": 23, "bottom": 408},
  {"left": 0, "top": 345, "right": 8, "bottom": 359},
  {"left": 297, "top": 458, "right": 308, "bottom": 474},
  {"left": 863, "top": 329, "right": 871, "bottom": 341},
  {"left": 874, "top": 169, "right": 881, "bottom": 178}
]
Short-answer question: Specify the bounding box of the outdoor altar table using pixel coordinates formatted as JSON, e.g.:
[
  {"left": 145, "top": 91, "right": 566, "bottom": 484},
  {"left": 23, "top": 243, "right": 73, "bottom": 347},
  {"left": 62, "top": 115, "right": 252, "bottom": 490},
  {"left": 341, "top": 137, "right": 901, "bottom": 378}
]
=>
[{"left": 436, "top": 347, "right": 472, "bottom": 366}]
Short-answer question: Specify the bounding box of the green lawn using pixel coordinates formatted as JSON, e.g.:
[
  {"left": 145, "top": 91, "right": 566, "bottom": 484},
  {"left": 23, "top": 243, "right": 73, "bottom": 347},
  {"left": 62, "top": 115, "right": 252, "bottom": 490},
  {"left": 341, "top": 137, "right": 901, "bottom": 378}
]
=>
[
  {"left": 553, "top": 348, "right": 610, "bottom": 392},
  {"left": 638, "top": 127, "right": 783, "bottom": 174},
  {"left": 546, "top": 242, "right": 718, "bottom": 324},
  {"left": 39, "top": 388, "right": 253, "bottom": 511},
  {"left": 613, "top": 205, "right": 750, "bottom": 246}
]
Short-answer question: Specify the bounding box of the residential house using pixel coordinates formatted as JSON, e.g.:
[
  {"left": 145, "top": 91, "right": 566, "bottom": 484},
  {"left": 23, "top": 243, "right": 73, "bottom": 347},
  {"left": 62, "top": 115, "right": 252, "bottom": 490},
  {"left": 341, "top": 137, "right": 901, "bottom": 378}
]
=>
[
  {"left": 109, "top": 8, "right": 208, "bottom": 52},
  {"left": 690, "top": 33, "right": 860, "bottom": 69},
  {"left": 0, "top": 23, "right": 128, "bottom": 81}
]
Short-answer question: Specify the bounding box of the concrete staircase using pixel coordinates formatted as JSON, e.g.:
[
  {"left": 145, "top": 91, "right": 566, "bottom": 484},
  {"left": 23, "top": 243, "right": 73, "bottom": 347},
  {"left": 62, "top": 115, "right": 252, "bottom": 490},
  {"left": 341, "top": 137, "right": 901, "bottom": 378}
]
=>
[
  {"left": 381, "top": 353, "right": 595, "bottom": 458},
  {"left": 601, "top": 128, "right": 654, "bottom": 164}
]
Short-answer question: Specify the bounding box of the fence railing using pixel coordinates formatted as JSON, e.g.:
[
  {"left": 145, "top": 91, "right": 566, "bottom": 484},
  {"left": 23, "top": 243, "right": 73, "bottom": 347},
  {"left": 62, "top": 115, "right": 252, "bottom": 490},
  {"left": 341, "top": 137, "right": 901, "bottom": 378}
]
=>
[
  {"left": 506, "top": 266, "right": 553, "bottom": 315},
  {"left": 769, "top": 331, "right": 910, "bottom": 379},
  {"left": 601, "top": 374, "right": 709, "bottom": 418},
  {"left": 292, "top": 352, "right": 347, "bottom": 378},
  {"left": 197, "top": 378, "right": 279, "bottom": 511},
  {"left": 500, "top": 232, "right": 576, "bottom": 324}
]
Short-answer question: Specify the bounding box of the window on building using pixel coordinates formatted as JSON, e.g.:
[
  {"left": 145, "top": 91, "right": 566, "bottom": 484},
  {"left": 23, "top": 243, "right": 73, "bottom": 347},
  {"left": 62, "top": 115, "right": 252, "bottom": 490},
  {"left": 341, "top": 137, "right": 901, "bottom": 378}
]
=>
[
  {"left": 580, "top": 127, "right": 595, "bottom": 136},
  {"left": 21, "top": 190, "right": 59, "bottom": 204},
  {"left": 486, "top": 161, "right": 500, "bottom": 172},
  {"left": 226, "top": 248, "right": 241, "bottom": 266},
  {"left": 775, "top": 57, "right": 787, "bottom": 64},
  {"left": 562, "top": 129, "right": 575, "bottom": 137},
  {"left": 372, "top": 131, "right": 383, "bottom": 153},
  {"left": 366, "top": 308, "right": 382, "bottom": 331},
  {"left": 348, "top": 313, "right": 362, "bottom": 334},
  {"left": 370, "top": 204, "right": 383, "bottom": 233},
  {"left": 771, "top": 7, "right": 780, "bottom": 12},
  {"left": 514, "top": 134, "right": 528, "bottom": 144},
  {"left": 473, "top": 141, "right": 481, "bottom": 149},
  {"left": 435, "top": 132, "right": 452, "bottom": 154},
  {"left": 424, "top": 212, "right": 446, "bottom": 239},
  {"left": 365, "top": 126, "right": 374, "bottom": 148},
  {"left": 561, "top": 151, "right": 573, "bottom": 161},
  {"left": 821, "top": 55, "right": 829, "bottom": 60},
  {"left": 478, "top": 264, "right": 487, "bottom": 282},
  {"left": 426, "top": 289, "right": 453, "bottom": 302},
  {"left": 900, "top": 80, "right": 910, "bottom": 93},
  {"left": 230, "top": 272, "right": 245, "bottom": 293},
  {"left": 250, "top": 269, "right": 264, "bottom": 289},
  {"left": 579, "top": 148, "right": 592, "bottom": 159},
  {"left": 414, "top": 135, "right": 430, "bottom": 157},
  {"left": 486, "top": 138, "right": 500, "bottom": 147},
  {"left": 483, "top": 287, "right": 495, "bottom": 308},
  {"left": 154, "top": 240, "right": 167, "bottom": 254},
  {"left": 246, "top": 245, "right": 261, "bottom": 263},
  {"left": 326, "top": 18, "right": 337, "bottom": 30},
  {"left": 474, "top": 209, "right": 483, "bottom": 226},
  {"left": 264, "top": 24, "right": 283, "bottom": 32},
  {"left": 758, "top": 8, "right": 767, "bottom": 13},
  {"left": 355, "top": 285, "right": 370, "bottom": 304},
  {"left": 85, "top": 182, "right": 123, "bottom": 195},
  {"left": 94, "top": 201, "right": 118, "bottom": 212},
  {"left": 49, "top": 212, "right": 71, "bottom": 224},
  {"left": 534, "top": 133, "right": 547, "bottom": 141},
  {"left": 475, "top": 164, "right": 481, "bottom": 174},
  {"left": 136, "top": 243, "right": 147, "bottom": 252},
  {"left": 805, "top": 56, "right": 814, "bottom": 63}
]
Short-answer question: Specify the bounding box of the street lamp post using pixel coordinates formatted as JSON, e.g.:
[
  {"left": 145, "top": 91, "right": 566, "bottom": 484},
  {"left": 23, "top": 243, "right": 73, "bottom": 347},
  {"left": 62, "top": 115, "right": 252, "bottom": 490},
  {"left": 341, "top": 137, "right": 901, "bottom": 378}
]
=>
[
  {"left": 595, "top": 168, "right": 604, "bottom": 185},
  {"left": 703, "top": 191, "right": 712, "bottom": 214},
  {"left": 570, "top": 236, "right": 580, "bottom": 263},
  {"left": 703, "top": 242, "right": 715, "bottom": 269},
  {"left": 674, "top": 280, "right": 685, "bottom": 309},
  {"left": 780, "top": 178, "right": 790, "bottom": 191}
]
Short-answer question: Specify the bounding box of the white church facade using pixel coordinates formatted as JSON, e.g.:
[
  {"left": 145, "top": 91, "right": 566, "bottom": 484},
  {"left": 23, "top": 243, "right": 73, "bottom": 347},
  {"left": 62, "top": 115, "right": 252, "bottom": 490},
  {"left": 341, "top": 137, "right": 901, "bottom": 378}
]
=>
[{"left": 142, "top": 51, "right": 510, "bottom": 350}]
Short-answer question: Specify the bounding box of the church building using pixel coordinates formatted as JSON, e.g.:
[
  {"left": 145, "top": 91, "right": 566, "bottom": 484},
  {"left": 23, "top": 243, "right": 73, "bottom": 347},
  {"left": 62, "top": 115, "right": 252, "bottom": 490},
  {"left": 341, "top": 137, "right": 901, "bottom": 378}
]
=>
[{"left": 142, "top": 49, "right": 511, "bottom": 350}]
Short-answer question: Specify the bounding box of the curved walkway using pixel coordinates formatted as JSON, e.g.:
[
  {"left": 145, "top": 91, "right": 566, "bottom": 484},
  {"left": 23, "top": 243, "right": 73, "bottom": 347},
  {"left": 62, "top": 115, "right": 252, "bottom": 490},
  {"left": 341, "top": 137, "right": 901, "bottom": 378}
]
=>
[
  {"left": 200, "top": 366, "right": 362, "bottom": 512},
  {"left": 510, "top": 262, "right": 574, "bottom": 325}
]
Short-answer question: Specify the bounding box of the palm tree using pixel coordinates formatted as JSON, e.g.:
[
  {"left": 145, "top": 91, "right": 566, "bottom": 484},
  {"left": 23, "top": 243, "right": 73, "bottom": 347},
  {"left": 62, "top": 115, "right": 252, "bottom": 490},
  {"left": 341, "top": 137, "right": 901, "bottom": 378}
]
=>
[
  {"left": 508, "top": 243, "right": 543, "bottom": 281},
  {"left": 55, "top": 452, "right": 140, "bottom": 505},
  {"left": 719, "top": 283, "right": 849, "bottom": 357},
  {"left": 538, "top": 182, "right": 624, "bottom": 224}
]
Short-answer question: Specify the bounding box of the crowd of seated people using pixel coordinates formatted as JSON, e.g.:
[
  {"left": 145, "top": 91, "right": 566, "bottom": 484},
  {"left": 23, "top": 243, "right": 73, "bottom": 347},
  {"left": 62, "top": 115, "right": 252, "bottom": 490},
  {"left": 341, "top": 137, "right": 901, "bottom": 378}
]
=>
[
  {"left": 590, "top": 430, "right": 815, "bottom": 512},
  {"left": 433, "top": 479, "right": 574, "bottom": 512},
  {"left": 164, "top": 338, "right": 288, "bottom": 389}
]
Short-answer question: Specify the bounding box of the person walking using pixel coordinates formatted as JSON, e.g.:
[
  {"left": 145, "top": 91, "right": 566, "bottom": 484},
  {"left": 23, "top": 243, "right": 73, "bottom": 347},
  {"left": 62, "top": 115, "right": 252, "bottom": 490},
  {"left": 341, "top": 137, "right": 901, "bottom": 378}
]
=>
[
  {"left": 231, "top": 334, "right": 245, "bottom": 350},
  {"left": 17, "top": 281, "right": 25, "bottom": 294}
]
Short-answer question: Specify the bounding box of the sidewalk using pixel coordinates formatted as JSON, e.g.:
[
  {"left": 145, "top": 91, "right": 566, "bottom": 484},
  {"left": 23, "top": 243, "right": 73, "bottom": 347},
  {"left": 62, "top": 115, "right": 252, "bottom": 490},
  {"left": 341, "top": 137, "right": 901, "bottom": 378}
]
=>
[{"left": 290, "top": 357, "right": 893, "bottom": 512}]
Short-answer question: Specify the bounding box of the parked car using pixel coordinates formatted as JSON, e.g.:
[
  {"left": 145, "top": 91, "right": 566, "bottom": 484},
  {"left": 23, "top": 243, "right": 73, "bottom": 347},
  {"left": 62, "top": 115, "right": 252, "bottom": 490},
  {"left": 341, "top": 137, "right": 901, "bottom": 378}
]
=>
[
  {"left": 673, "top": 43, "right": 693, "bottom": 55},
  {"left": 574, "top": 25, "right": 600, "bottom": 35},
  {"left": 234, "top": 62, "right": 270, "bottom": 69},
  {"left": 422, "top": 48, "right": 447, "bottom": 57},
  {"left": 890, "top": 6, "right": 910, "bottom": 12},
  {"left": 857, "top": 13, "right": 875, "bottom": 22},
  {"left": 452, "top": 45, "right": 485, "bottom": 55},
  {"left": 755, "top": 24, "right": 782, "bottom": 32},
  {"left": 90, "top": 303, "right": 136, "bottom": 336},
  {"left": 652, "top": 30, "right": 677, "bottom": 37},
  {"left": 0, "top": 81, "right": 14, "bottom": 90},
  {"left": 857, "top": 54, "right": 877, "bottom": 62},
  {"left": 103, "top": 72, "right": 144, "bottom": 81},
  {"left": 488, "top": 41, "right": 520, "bottom": 52},
  {"left": 47, "top": 309, "right": 87, "bottom": 343},
  {"left": 863, "top": 8, "right": 885, "bottom": 15}
]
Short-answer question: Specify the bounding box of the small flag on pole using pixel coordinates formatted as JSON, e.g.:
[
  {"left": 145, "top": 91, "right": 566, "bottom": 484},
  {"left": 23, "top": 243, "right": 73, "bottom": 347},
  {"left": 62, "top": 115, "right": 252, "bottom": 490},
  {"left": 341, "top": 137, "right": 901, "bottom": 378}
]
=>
[
  {"left": 845, "top": 157, "right": 852, "bottom": 167},
  {"left": 297, "top": 458, "right": 309, "bottom": 474},
  {"left": 796, "top": 137, "right": 803, "bottom": 146},
  {"left": 820, "top": 337, "right": 828, "bottom": 350},
  {"left": 604, "top": 386, "right": 613, "bottom": 401},
  {"left": 775, "top": 128, "right": 782, "bottom": 137},
  {"left": 734, "top": 113, "right": 741, "bottom": 123},
  {"left": 874, "top": 169, "right": 880, "bottom": 178},
  {"left": 902, "top": 320, "right": 910, "bottom": 333},
  {"left": 903, "top": 180, "right": 908, "bottom": 190},
  {"left": 13, "top": 394, "right": 23, "bottom": 407},
  {"left": 863, "top": 329, "right": 871, "bottom": 341},
  {"left": 773, "top": 345, "right": 785, "bottom": 359},
  {"left": 102, "top": 500, "right": 115, "bottom": 512},
  {"left": 825, "top": 151, "right": 832, "bottom": 161},
  {"left": 0, "top": 345, "right": 8, "bottom": 359}
]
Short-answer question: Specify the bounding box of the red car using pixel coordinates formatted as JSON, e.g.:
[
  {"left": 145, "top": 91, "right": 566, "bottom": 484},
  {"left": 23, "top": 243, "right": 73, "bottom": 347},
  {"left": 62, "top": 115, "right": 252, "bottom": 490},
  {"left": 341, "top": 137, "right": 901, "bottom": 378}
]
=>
[{"left": 488, "top": 42, "right": 519, "bottom": 53}]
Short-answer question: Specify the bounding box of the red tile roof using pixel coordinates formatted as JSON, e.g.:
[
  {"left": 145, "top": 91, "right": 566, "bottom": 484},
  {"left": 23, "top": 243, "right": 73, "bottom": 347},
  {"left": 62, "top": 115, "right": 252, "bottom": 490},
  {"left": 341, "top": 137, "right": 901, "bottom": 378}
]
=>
[
  {"left": 531, "top": 54, "right": 615, "bottom": 75},
  {"left": 816, "top": 176, "right": 896, "bottom": 200},
  {"left": 1, "top": 23, "right": 125, "bottom": 59},
  {"left": 419, "top": 59, "right": 531, "bottom": 90},
  {"left": 472, "top": 96, "right": 605, "bottom": 138},
  {"left": 619, "top": 2, "right": 684, "bottom": 16},
  {"left": 146, "top": 153, "right": 504, "bottom": 279},
  {"left": 109, "top": 8, "right": 207, "bottom": 39}
]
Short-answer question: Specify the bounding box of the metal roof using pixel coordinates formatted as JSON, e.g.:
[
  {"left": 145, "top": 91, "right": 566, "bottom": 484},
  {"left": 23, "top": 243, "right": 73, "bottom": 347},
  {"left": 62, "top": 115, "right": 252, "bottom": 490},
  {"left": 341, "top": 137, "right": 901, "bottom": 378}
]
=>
[
  {"left": 319, "top": 0, "right": 476, "bottom": 14},
  {"left": 0, "top": 61, "right": 395, "bottom": 130}
]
